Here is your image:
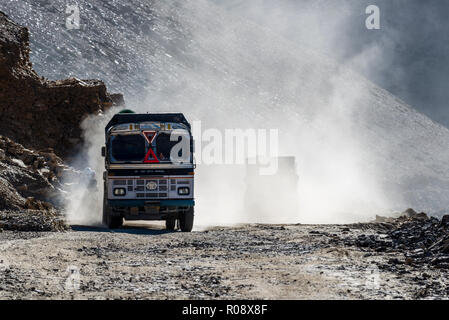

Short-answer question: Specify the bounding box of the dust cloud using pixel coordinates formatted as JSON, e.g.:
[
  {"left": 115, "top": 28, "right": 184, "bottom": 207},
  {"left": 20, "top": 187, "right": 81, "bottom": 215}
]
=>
[{"left": 66, "top": 0, "right": 400, "bottom": 227}]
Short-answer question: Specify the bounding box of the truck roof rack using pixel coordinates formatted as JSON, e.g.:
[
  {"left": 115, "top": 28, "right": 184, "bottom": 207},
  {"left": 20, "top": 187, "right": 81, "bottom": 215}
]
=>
[{"left": 105, "top": 113, "right": 191, "bottom": 133}]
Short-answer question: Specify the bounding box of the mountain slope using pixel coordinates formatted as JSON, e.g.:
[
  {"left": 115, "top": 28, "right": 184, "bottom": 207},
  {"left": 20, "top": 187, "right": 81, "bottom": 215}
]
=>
[{"left": 0, "top": 10, "right": 118, "bottom": 159}]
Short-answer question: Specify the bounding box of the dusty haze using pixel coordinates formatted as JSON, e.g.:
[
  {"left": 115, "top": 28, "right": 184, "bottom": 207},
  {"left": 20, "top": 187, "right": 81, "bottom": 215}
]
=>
[{"left": 65, "top": 0, "right": 449, "bottom": 227}]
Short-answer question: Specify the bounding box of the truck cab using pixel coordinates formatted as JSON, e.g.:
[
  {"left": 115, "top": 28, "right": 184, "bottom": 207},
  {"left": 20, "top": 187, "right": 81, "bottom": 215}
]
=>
[{"left": 102, "top": 111, "right": 195, "bottom": 231}]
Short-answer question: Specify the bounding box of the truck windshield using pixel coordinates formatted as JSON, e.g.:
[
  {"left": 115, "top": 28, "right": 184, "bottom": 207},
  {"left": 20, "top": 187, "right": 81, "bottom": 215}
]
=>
[{"left": 111, "top": 134, "right": 146, "bottom": 162}]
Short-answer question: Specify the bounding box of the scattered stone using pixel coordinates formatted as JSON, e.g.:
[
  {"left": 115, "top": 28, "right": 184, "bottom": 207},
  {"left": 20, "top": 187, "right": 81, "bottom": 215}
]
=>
[
  {"left": 403, "top": 208, "right": 418, "bottom": 217},
  {"left": 0, "top": 210, "right": 67, "bottom": 232},
  {"left": 388, "top": 258, "right": 401, "bottom": 265},
  {"left": 349, "top": 209, "right": 449, "bottom": 269},
  {"left": 439, "top": 215, "right": 449, "bottom": 227}
]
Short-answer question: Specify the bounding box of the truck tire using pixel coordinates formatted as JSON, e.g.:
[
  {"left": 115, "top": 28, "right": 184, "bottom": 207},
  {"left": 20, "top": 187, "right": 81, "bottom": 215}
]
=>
[
  {"left": 179, "top": 207, "right": 194, "bottom": 232},
  {"left": 165, "top": 218, "right": 176, "bottom": 230},
  {"left": 102, "top": 190, "right": 123, "bottom": 229},
  {"left": 106, "top": 214, "right": 123, "bottom": 229}
]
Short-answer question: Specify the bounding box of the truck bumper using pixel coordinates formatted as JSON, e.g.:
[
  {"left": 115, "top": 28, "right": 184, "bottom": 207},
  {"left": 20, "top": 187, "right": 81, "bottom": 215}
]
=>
[{"left": 107, "top": 199, "right": 195, "bottom": 207}]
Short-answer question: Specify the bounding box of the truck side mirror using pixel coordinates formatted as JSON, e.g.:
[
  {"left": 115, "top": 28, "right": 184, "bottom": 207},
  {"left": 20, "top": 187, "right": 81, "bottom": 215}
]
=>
[{"left": 101, "top": 146, "right": 106, "bottom": 157}]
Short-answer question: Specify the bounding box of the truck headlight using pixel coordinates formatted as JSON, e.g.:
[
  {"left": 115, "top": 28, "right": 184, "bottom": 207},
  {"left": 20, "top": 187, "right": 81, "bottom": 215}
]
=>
[
  {"left": 177, "top": 187, "right": 190, "bottom": 195},
  {"left": 113, "top": 188, "right": 126, "bottom": 196}
]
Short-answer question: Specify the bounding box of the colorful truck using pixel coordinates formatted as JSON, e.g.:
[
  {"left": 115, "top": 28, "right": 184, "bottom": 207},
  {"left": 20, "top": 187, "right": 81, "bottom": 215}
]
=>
[{"left": 101, "top": 111, "right": 195, "bottom": 231}]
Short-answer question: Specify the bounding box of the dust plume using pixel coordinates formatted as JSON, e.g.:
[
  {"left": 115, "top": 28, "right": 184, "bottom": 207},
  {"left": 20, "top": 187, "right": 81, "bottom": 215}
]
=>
[
  {"left": 63, "top": 108, "right": 118, "bottom": 226},
  {"left": 137, "top": 0, "right": 396, "bottom": 225},
  {"left": 66, "top": 0, "right": 412, "bottom": 226}
]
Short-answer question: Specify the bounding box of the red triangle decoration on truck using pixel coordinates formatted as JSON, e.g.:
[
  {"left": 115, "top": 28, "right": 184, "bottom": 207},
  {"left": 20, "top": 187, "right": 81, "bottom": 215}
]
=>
[
  {"left": 144, "top": 148, "right": 159, "bottom": 163},
  {"left": 142, "top": 131, "right": 159, "bottom": 163}
]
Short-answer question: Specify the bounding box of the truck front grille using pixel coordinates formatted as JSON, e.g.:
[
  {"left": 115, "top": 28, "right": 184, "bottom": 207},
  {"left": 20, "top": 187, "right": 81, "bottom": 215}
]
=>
[
  {"left": 112, "top": 177, "right": 190, "bottom": 199},
  {"left": 131, "top": 179, "right": 170, "bottom": 199}
]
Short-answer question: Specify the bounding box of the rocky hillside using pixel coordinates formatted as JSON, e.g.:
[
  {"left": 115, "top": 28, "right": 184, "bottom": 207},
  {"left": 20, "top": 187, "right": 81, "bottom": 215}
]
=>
[
  {"left": 0, "top": 11, "right": 121, "bottom": 159},
  {"left": 0, "top": 135, "right": 70, "bottom": 231},
  {"left": 0, "top": 11, "right": 123, "bottom": 230},
  {"left": 0, "top": 136, "right": 64, "bottom": 210},
  {"left": 0, "top": 133, "right": 97, "bottom": 231}
]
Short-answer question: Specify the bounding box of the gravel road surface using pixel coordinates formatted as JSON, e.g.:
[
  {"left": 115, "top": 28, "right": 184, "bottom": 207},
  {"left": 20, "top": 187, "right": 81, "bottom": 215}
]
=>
[{"left": 1, "top": 221, "right": 448, "bottom": 299}]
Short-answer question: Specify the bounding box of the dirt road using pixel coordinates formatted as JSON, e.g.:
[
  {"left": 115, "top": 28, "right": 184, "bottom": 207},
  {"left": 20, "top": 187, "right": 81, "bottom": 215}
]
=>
[{"left": 0, "top": 222, "right": 448, "bottom": 299}]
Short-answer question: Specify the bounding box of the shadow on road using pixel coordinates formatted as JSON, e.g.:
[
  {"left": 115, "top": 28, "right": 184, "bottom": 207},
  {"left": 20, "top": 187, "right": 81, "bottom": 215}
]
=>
[{"left": 71, "top": 223, "right": 176, "bottom": 235}]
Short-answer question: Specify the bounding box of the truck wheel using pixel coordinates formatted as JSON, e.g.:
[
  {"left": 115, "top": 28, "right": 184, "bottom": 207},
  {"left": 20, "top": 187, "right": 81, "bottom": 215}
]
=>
[
  {"left": 102, "top": 194, "right": 109, "bottom": 226},
  {"left": 103, "top": 196, "right": 123, "bottom": 229},
  {"left": 107, "top": 215, "right": 123, "bottom": 229},
  {"left": 165, "top": 218, "right": 176, "bottom": 230},
  {"left": 179, "top": 207, "right": 194, "bottom": 232}
]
